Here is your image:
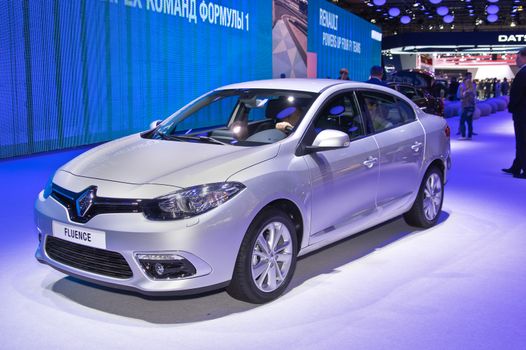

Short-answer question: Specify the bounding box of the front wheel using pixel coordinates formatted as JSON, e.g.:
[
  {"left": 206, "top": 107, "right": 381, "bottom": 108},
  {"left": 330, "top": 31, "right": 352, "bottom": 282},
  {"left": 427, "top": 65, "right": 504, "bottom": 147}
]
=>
[
  {"left": 227, "top": 208, "right": 298, "bottom": 303},
  {"left": 404, "top": 167, "right": 444, "bottom": 228}
]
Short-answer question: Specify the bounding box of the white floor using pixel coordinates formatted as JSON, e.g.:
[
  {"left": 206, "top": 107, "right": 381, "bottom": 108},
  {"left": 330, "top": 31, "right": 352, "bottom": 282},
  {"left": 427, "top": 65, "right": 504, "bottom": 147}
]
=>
[{"left": 1, "top": 111, "right": 525, "bottom": 350}]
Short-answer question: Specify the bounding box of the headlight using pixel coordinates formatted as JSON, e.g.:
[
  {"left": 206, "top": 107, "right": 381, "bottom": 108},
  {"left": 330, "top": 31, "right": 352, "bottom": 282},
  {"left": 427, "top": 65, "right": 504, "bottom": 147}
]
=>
[{"left": 143, "top": 182, "right": 245, "bottom": 220}]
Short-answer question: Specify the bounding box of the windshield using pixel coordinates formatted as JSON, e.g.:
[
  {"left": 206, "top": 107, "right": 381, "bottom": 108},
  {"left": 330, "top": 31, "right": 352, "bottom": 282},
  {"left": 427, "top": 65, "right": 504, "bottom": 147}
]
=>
[{"left": 143, "top": 89, "right": 318, "bottom": 146}]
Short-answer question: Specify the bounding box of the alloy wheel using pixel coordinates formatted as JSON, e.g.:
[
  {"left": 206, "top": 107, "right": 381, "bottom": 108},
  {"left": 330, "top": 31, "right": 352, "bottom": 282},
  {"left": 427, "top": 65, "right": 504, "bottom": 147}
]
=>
[
  {"left": 423, "top": 173, "right": 443, "bottom": 221},
  {"left": 251, "top": 221, "right": 293, "bottom": 293}
]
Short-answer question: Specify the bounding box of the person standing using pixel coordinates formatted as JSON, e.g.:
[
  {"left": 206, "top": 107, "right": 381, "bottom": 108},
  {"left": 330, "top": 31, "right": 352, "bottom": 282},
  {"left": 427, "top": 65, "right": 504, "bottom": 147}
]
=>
[
  {"left": 504, "top": 48, "right": 526, "bottom": 179},
  {"left": 477, "top": 79, "right": 484, "bottom": 99},
  {"left": 364, "top": 65, "right": 388, "bottom": 87},
  {"left": 458, "top": 73, "right": 476, "bottom": 140},
  {"left": 484, "top": 79, "right": 492, "bottom": 99},
  {"left": 492, "top": 78, "right": 499, "bottom": 97},
  {"left": 494, "top": 79, "right": 501, "bottom": 97},
  {"left": 501, "top": 77, "right": 510, "bottom": 96},
  {"left": 337, "top": 68, "right": 350, "bottom": 80}
]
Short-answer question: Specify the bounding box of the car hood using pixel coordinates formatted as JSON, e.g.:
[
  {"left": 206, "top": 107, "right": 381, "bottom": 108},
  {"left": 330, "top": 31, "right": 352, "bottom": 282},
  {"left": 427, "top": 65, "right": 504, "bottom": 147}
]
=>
[{"left": 61, "top": 134, "right": 280, "bottom": 188}]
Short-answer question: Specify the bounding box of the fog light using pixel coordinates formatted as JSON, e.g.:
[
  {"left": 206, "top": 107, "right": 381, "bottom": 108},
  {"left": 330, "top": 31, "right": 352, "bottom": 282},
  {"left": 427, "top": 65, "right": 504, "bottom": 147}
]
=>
[
  {"left": 136, "top": 253, "right": 197, "bottom": 280},
  {"left": 154, "top": 263, "right": 164, "bottom": 276}
]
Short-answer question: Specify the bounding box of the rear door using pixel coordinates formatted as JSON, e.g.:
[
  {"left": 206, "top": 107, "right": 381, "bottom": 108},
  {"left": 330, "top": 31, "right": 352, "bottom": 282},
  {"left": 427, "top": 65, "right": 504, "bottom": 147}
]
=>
[{"left": 357, "top": 90, "right": 425, "bottom": 213}]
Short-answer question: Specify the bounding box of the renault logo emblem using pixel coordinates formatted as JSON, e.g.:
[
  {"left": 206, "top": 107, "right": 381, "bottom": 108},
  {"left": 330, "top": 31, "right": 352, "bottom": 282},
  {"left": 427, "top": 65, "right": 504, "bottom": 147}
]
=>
[{"left": 76, "top": 187, "right": 96, "bottom": 218}]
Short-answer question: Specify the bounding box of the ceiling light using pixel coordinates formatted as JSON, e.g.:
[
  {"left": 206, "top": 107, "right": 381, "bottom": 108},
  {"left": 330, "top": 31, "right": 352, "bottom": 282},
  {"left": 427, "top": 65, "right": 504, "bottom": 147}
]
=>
[
  {"left": 486, "top": 5, "right": 499, "bottom": 15},
  {"left": 443, "top": 15, "right": 454, "bottom": 24},
  {"left": 388, "top": 7, "right": 401, "bottom": 17},
  {"left": 373, "top": 0, "right": 386, "bottom": 6},
  {"left": 429, "top": 0, "right": 442, "bottom": 4},
  {"left": 400, "top": 15, "right": 411, "bottom": 24},
  {"left": 487, "top": 14, "right": 498, "bottom": 22},
  {"left": 437, "top": 6, "right": 449, "bottom": 16}
]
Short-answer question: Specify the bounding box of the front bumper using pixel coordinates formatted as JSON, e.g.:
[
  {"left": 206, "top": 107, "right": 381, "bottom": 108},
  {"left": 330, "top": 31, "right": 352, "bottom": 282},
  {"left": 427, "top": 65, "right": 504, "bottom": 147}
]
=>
[{"left": 34, "top": 186, "right": 256, "bottom": 295}]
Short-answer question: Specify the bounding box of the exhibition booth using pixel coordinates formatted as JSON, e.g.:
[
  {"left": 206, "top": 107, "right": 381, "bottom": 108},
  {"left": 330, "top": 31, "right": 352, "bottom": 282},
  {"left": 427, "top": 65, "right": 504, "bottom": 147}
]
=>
[{"left": 1, "top": 1, "right": 525, "bottom": 349}]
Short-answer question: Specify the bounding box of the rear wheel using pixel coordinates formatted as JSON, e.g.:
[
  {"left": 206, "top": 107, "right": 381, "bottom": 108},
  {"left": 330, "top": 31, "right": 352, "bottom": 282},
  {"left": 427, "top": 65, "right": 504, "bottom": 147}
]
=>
[
  {"left": 227, "top": 208, "right": 298, "bottom": 303},
  {"left": 404, "top": 166, "right": 444, "bottom": 228}
]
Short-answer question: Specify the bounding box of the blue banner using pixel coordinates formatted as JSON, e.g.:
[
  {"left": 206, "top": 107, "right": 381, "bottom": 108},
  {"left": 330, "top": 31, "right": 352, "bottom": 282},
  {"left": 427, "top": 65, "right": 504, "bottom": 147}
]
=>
[
  {"left": 307, "top": 0, "right": 381, "bottom": 81},
  {"left": 0, "top": 0, "right": 272, "bottom": 158}
]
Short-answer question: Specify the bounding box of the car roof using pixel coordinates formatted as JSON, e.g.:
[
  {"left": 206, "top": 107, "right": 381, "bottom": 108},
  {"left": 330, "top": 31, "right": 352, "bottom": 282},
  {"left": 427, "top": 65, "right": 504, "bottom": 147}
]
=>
[
  {"left": 217, "top": 79, "right": 351, "bottom": 93},
  {"left": 217, "top": 79, "right": 409, "bottom": 94}
]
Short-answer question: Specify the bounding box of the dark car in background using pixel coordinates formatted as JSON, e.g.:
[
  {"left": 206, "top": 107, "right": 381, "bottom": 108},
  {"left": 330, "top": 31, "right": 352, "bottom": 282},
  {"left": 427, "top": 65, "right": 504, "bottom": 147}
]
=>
[
  {"left": 390, "top": 69, "right": 435, "bottom": 89},
  {"left": 388, "top": 82, "right": 444, "bottom": 117}
]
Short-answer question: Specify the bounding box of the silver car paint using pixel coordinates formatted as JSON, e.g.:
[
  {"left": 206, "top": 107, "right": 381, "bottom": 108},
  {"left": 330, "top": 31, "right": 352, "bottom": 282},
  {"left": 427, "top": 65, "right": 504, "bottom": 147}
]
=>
[
  {"left": 61, "top": 134, "right": 281, "bottom": 188},
  {"left": 35, "top": 79, "right": 450, "bottom": 294}
]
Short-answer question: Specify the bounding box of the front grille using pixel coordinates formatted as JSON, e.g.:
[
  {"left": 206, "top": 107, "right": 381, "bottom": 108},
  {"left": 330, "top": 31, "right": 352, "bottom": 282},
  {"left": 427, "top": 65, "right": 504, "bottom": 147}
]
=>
[
  {"left": 50, "top": 184, "right": 143, "bottom": 223},
  {"left": 45, "top": 236, "right": 133, "bottom": 279}
]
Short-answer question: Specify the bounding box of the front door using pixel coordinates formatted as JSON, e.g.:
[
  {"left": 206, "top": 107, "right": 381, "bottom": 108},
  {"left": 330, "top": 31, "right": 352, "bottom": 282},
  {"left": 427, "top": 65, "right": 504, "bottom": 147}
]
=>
[{"left": 302, "top": 91, "right": 380, "bottom": 244}]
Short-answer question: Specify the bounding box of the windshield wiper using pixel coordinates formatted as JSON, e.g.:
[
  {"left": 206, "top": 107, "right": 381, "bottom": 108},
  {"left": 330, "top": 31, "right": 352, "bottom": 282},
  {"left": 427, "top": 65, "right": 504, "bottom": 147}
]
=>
[
  {"left": 196, "top": 136, "right": 227, "bottom": 145},
  {"left": 157, "top": 132, "right": 226, "bottom": 145},
  {"left": 157, "top": 131, "right": 189, "bottom": 141}
]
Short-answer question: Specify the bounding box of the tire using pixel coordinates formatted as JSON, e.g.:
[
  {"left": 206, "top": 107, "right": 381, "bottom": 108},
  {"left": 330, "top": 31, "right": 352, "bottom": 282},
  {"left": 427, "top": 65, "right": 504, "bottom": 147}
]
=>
[
  {"left": 404, "top": 166, "right": 444, "bottom": 228},
  {"left": 227, "top": 208, "right": 298, "bottom": 303}
]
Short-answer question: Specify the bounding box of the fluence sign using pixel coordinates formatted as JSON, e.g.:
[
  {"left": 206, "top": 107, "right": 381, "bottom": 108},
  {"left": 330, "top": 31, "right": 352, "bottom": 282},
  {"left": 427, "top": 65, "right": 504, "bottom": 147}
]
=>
[{"left": 498, "top": 34, "right": 526, "bottom": 42}]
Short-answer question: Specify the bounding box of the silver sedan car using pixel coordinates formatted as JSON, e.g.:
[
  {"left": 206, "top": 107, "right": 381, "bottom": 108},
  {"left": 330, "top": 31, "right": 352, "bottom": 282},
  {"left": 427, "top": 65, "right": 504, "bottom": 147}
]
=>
[{"left": 35, "top": 79, "right": 451, "bottom": 303}]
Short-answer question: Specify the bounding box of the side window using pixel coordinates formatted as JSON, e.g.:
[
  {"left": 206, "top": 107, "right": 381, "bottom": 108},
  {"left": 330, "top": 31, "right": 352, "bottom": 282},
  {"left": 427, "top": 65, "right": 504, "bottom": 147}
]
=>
[
  {"left": 360, "top": 91, "right": 406, "bottom": 132},
  {"left": 247, "top": 105, "right": 267, "bottom": 122},
  {"left": 397, "top": 98, "right": 417, "bottom": 122},
  {"left": 313, "top": 92, "right": 365, "bottom": 141}
]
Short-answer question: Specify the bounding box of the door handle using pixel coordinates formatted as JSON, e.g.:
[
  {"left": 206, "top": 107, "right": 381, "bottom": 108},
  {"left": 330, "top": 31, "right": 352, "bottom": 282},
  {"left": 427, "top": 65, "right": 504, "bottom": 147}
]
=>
[
  {"left": 411, "top": 141, "right": 423, "bottom": 152},
  {"left": 363, "top": 156, "right": 378, "bottom": 169}
]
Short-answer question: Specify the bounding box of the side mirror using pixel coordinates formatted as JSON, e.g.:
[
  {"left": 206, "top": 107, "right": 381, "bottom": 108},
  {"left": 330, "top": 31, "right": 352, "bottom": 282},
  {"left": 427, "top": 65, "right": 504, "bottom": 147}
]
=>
[
  {"left": 304, "top": 129, "right": 350, "bottom": 154},
  {"left": 149, "top": 120, "right": 162, "bottom": 129}
]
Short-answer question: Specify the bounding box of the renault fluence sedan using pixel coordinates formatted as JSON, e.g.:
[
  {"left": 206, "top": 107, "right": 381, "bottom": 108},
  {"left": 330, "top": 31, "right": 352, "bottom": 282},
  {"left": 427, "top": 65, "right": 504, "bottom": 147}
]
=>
[{"left": 35, "top": 79, "right": 451, "bottom": 303}]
